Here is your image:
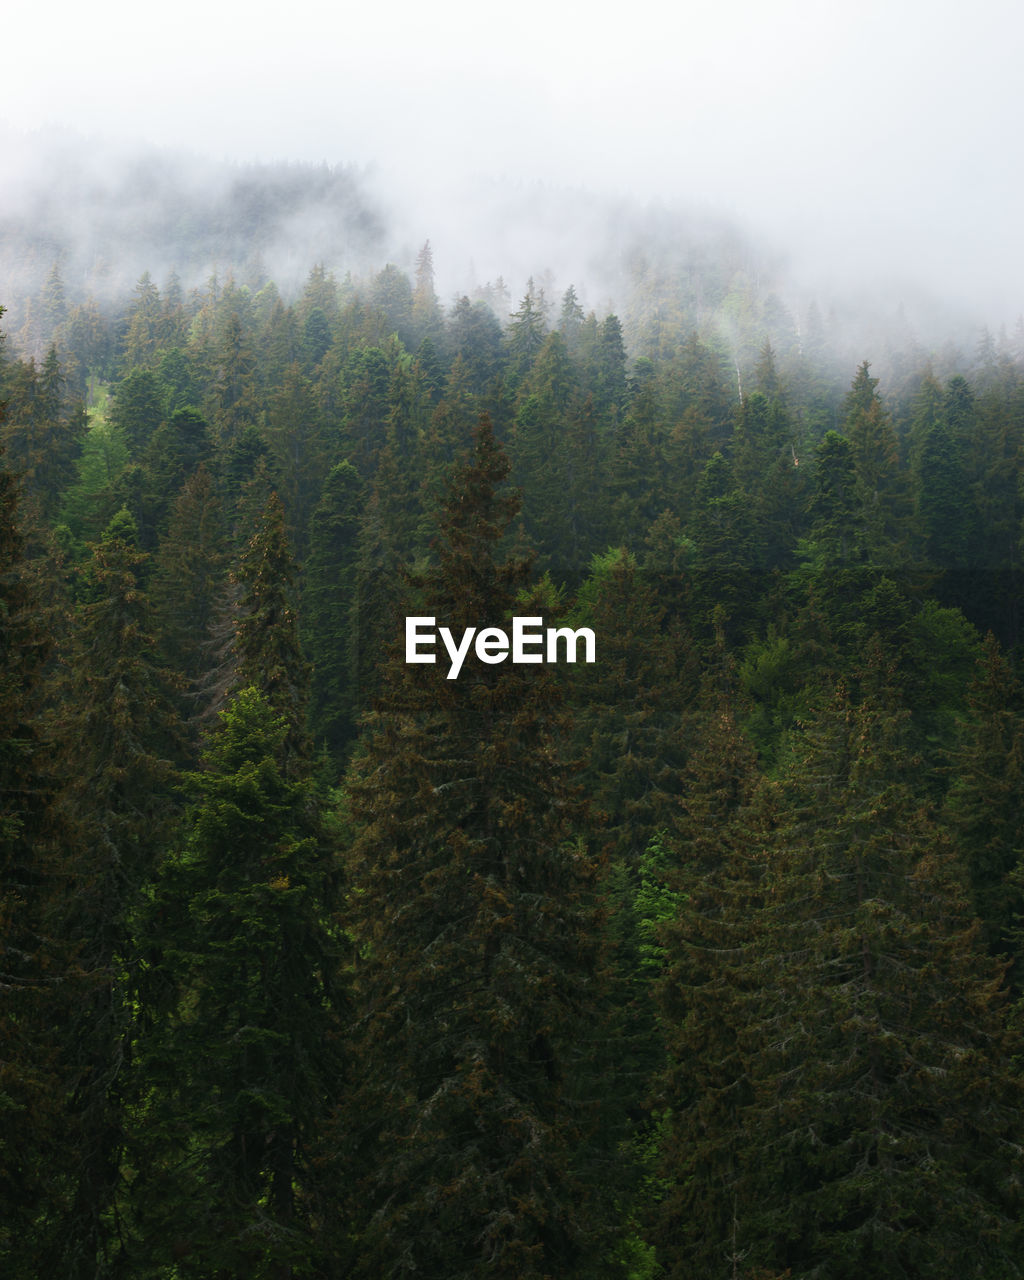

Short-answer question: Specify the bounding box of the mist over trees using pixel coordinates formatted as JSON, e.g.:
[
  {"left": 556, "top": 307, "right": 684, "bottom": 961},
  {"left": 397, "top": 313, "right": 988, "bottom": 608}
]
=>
[{"left": 3, "top": 150, "right": 1024, "bottom": 1277}]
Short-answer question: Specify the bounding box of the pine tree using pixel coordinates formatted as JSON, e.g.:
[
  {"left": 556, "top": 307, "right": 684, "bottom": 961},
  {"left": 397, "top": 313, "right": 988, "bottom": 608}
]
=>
[
  {"left": 411, "top": 240, "right": 444, "bottom": 347},
  {"left": 650, "top": 667, "right": 770, "bottom": 1280},
  {"left": 568, "top": 547, "right": 695, "bottom": 861},
  {"left": 150, "top": 464, "right": 230, "bottom": 691},
  {"left": 0, "top": 442, "right": 74, "bottom": 1272},
  {"left": 302, "top": 459, "right": 364, "bottom": 761},
  {"left": 908, "top": 369, "right": 973, "bottom": 581},
  {"left": 685, "top": 451, "right": 758, "bottom": 639},
  {"left": 120, "top": 272, "right": 163, "bottom": 370},
  {"left": 344, "top": 416, "right": 614, "bottom": 1278},
  {"left": 943, "top": 632, "right": 1024, "bottom": 977},
  {"left": 232, "top": 490, "right": 309, "bottom": 763},
  {"left": 559, "top": 280, "right": 585, "bottom": 331},
  {"left": 505, "top": 277, "right": 549, "bottom": 386},
  {"left": 50, "top": 511, "right": 183, "bottom": 1277},
  {"left": 592, "top": 313, "right": 628, "bottom": 424},
  {"left": 448, "top": 295, "right": 506, "bottom": 393},
  {"left": 264, "top": 361, "right": 329, "bottom": 555},
  {"left": 718, "top": 666, "right": 1024, "bottom": 1278},
  {"left": 842, "top": 361, "right": 911, "bottom": 565},
  {"left": 129, "top": 686, "right": 348, "bottom": 1277},
  {"left": 511, "top": 330, "right": 578, "bottom": 566},
  {"left": 207, "top": 308, "right": 260, "bottom": 445},
  {"left": 1, "top": 347, "right": 88, "bottom": 514},
  {"left": 107, "top": 366, "right": 168, "bottom": 455}
]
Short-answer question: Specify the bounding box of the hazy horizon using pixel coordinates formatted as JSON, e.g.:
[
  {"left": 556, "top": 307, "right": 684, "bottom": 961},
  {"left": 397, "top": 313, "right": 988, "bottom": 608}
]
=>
[{"left": 3, "top": 0, "right": 1023, "bottom": 334}]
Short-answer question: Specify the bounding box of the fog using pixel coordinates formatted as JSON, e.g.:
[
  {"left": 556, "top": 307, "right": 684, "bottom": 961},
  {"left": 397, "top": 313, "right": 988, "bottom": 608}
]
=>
[{"left": 3, "top": 0, "right": 1022, "bottom": 336}]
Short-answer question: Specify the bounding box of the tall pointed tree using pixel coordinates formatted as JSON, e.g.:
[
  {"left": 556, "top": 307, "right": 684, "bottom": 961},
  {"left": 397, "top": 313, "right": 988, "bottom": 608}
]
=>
[
  {"left": 700, "top": 664, "right": 1024, "bottom": 1279},
  {"left": 302, "top": 459, "right": 364, "bottom": 761},
  {"left": 0, "top": 441, "right": 76, "bottom": 1273},
  {"left": 344, "top": 416, "right": 615, "bottom": 1278},
  {"left": 233, "top": 489, "right": 309, "bottom": 757},
  {"left": 650, "top": 666, "right": 770, "bottom": 1280},
  {"left": 128, "top": 686, "right": 348, "bottom": 1277},
  {"left": 943, "top": 632, "right": 1024, "bottom": 978},
  {"left": 50, "top": 510, "right": 183, "bottom": 1277}
]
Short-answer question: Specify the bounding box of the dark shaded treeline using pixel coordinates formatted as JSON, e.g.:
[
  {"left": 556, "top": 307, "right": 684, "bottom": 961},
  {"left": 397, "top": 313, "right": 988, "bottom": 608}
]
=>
[{"left": 3, "top": 248, "right": 1024, "bottom": 1278}]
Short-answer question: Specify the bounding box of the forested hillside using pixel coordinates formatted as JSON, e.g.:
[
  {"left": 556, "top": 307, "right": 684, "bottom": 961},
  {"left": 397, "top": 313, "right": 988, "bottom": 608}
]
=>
[{"left": 3, "top": 216, "right": 1024, "bottom": 1278}]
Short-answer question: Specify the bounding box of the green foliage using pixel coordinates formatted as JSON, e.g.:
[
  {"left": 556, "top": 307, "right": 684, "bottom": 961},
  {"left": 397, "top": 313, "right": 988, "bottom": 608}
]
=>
[
  {"left": 727, "top": 676, "right": 1021, "bottom": 1278},
  {"left": 58, "top": 415, "right": 130, "bottom": 544},
  {"left": 0, "top": 445, "right": 75, "bottom": 1273},
  {"left": 944, "top": 633, "right": 1024, "bottom": 977},
  {"left": 345, "top": 417, "right": 618, "bottom": 1278},
  {"left": 303, "top": 459, "right": 363, "bottom": 759},
  {"left": 233, "top": 489, "right": 309, "bottom": 752},
  {"left": 130, "top": 686, "right": 347, "bottom": 1276},
  {"left": 48, "top": 519, "right": 183, "bottom": 1276},
  {"left": 7, "top": 229, "right": 1024, "bottom": 1277},
  {"left": 633, "top": 835, "right": 680, "bottom": 974},
  {"left": 1, "top": 346, "right": 87, "bottom": 513},
  {"left": 107, "top": 366, "right": 169, "bottom": 453},
  {"left": 150, "top": 463, "right": 229, "bottom": 687}
]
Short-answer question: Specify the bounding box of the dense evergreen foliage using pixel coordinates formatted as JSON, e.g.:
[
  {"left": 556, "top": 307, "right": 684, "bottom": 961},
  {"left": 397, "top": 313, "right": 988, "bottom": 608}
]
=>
[{"left": 3, "top": 235, "right": 1024, "bottom": 1277}]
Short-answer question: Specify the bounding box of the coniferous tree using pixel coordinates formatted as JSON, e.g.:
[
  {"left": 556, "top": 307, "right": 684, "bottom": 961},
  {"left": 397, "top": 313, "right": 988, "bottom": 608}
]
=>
[
  {"left": 264, "top": 360, "right": 328, "bottom": 555},
  {"left": 505, "top": 277, "right": 549, "bottom": 387},
  {"left": 716, "top": 664, "right": 1024, "bottom": 1279},
  {"left": 568, "top": 546, "right": 695, "bottom": 859},
  {"left": 129, "top": 686, "right": 348, "bottom": 1278},
  {"left": 107, "top": 366, "right": 168, "bottom": 455},
  {"left": 842, "top": 360, "right": 911, "bottom": 565},
  {"left": 511, "top": 329, "right": 578, "bottom": 566},
  {"left": 51, "top": 511, "right": 183, "bottom": 1277},
  {"left": 1, "top": 347, "right": 87, "bottom": 514},
  {"left": 0, "top": 442, "right": 74, "bottom": 1273},
  {"left": 232, "top": 490, "right": 309, "bottom": 762},
  {"left": 345, "top": 416, "right": 615, "bottom": 1278},
  {"left": 449, "top": 295, "right": 505, "bottom": 393},
  {"left": 686, "top": 451, "right": 758, "bottom": 639},
  {"left": 150, "top": 464, "right": 230, "bottom": 692},
  {"left": 411, "top": 240, "right": 444, "bottom": 348},
  {"left": 591, "top": 313, "right": 628, "bottom": 425},
  {"left": 558, "top": 284, "right": 585, "bottom": 350},
  {"left": 650, "top": 666, "right": 770, "bottom": 1280},
  {"left": 943, "top": 632, "right": 1024, "bottom": 977},
  {"left": 302, "top": 459, "right": 364, "bottom": 760}
]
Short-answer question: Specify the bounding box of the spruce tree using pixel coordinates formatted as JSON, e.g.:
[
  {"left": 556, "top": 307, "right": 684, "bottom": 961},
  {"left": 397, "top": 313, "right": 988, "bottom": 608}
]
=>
[
  {"left": 150, "top": 463, "right": 229, "bottom": 692},
  {"left": 129, "top": 687, "right": 348, "bottom": 1277},
  {"left": 302, "top": 459, "right": 364, "bottom": 761},
  {"left": 729, "top": 666, "right": 1024, "bottom": 1278},
  {"left": 50, "top": 511, "right": 183, "bottom": 1277},
  {"left": 0, "top": 445, "right": 74, "bottom": 1272},
  {"left": 650, "top": 668, "right": 770, "bottom": 1280},
  {"left": 233, "top": 489, "right": 309, "bottom": 759},
  {"left": 943, "top": 632, "right": 1024, "bottom": 976},
  {"left": 344, "top": 416, "right": 614, "bottom": 1278}
]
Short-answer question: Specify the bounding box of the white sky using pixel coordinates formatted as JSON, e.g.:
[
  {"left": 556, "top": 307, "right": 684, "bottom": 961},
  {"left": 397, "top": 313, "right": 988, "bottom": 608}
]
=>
[{"left": 3, "top": 0, "right": 1023, "bottom": 322}]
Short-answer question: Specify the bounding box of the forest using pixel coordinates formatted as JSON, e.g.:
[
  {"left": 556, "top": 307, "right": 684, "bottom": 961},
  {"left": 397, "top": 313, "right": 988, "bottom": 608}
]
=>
[{"left": 3, "top": 207, "right": 1024, "bottom": 1279}]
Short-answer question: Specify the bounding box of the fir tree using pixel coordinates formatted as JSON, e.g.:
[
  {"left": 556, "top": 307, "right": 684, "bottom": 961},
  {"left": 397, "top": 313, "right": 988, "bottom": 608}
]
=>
[
  {"left": 150, "top": 464, "right": 230, "bottom": 691},
  {"left": 943, "top": 632, "right": 1024, "bottom": 977},
  {"left": 344, "top": 416, "right": 615, "bottom": 1278},
  {"left": 725, "top": 667, "right": 1024, "bottom": 1278},
  {"left": 302, "top": 459, "right": 364, "bottom": 761},
  {"left": 0, "top": 442, "right": 74, "bottom": 1272},
  {"left": 50, "top": 511, "right": 183, "bottom": 1277},
  {"left": 650, "top": 667, "right": 770, "bottom": 1280},
  {"left": 107, "top": 366, "right": 168, "bottom": 455},
  {"left": 130, "top": 686, "right": 348, "bottom": 1277},
  {"left": 232, "top": 490, "right": 309, "bottom": 763}
]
